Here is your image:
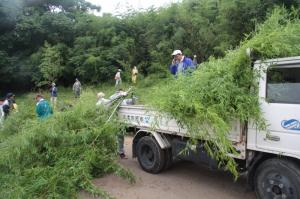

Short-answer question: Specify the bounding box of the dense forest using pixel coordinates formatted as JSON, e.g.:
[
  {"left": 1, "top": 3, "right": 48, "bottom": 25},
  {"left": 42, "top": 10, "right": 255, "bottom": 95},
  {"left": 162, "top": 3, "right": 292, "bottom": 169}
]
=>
[{"left": 0, "top": 0, "right": 299, "bottom": 94}]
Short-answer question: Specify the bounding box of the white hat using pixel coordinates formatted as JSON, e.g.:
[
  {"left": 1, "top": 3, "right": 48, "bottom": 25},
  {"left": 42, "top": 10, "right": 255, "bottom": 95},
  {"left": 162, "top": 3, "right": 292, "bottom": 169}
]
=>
[
  {"left": 97, "top": 92, "right": 105, "bottom": 98},
  {"left": 52, "top": 82, "right": 56, "bottom": 86},
  {"left": 172, "top": 50, "right": 182, "bottom": 56},
  {"left": 118, "top": 69, "right": 122, "bottom": 72}
]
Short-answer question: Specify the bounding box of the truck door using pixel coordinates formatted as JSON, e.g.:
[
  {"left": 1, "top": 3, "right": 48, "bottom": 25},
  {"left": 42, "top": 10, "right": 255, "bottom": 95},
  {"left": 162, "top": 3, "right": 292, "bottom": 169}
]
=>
[{"left": 256, "top": 60, "right": 300, "bottom": 158}]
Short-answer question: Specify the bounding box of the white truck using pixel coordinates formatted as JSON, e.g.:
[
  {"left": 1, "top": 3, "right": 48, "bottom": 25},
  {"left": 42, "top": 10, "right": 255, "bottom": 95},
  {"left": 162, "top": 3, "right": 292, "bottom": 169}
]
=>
[{"left": 118, "top": 56, "right": 300, "bottom": 199}]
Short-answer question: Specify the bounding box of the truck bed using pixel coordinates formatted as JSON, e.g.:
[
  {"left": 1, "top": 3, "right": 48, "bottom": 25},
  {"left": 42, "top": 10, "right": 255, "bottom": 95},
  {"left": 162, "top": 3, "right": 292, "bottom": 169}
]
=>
[
  {"left": 118, "top": 105, "right": 245, "bottom": 144},
  {"left": 118, "top": 105, "right": 246, "bottom": 159}
]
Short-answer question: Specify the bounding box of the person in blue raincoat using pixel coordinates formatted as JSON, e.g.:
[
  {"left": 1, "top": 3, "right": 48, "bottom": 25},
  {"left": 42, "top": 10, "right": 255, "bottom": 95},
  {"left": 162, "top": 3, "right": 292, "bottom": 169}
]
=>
[
  {"left": 169, "top": 49, "right": 195, "bottom": 76},
  {"left": 35, "top": 94, "right": 53, "bottom": 119}
]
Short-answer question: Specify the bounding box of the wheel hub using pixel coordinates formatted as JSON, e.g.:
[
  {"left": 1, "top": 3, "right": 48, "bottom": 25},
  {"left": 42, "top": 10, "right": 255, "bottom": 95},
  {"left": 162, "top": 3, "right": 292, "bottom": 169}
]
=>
[
  {"left": 264, "top": 173, "right": 294, "bottom": 198},
  {"left": 141, "top": 145, "right": 155, "bottom": 166},
  {"left": 272, "top": 185, "right": 282, "bottom": 195}
]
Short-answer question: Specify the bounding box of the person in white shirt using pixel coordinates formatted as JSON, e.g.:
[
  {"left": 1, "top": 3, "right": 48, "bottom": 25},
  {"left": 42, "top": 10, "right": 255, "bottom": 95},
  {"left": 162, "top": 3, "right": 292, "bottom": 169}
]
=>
[
  {"left": 95, "top": 90, "right": 129, "bottom": 159},
  {"left": 96, "top": 92, "right": 111, "bottom": 107},
  {"left": 115, "top": 69, "right": 122, "bottom": 87}
]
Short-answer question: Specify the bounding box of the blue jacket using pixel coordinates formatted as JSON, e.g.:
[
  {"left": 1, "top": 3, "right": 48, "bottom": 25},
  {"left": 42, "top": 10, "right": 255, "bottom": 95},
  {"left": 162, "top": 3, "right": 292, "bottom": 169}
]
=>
[
  {"left": 169, "top": 56, "right": 195, "bottom": 75},
  {"left": 36, "top": 99, "right": 53, "bottom": 119}
]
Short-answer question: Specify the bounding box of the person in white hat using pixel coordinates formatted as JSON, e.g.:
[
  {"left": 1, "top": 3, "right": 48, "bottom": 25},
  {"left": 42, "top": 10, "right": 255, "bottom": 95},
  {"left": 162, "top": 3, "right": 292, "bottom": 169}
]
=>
[
  {"left": 95, "top": 90, "right": 128, "bottom": 159},
  {"left": 96, "top": 92, "right": 111, "bottom": 107},
  {"left": 193, "top": 54, "right": 198, "bottom": 66},
  {"left": 170, "top": 49, "right": 195, "bottom": 76}
]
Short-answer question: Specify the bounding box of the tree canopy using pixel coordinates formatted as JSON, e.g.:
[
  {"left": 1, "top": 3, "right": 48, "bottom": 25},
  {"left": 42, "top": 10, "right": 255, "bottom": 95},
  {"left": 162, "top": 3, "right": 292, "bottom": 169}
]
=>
[{"left": 0, "top": 0, "right": 299, "bottom": 94}]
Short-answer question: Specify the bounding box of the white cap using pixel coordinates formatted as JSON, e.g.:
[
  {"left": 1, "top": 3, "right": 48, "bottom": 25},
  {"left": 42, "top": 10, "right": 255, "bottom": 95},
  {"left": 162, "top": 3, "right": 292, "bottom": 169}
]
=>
[
  {"left": 172, "top": 50, "right": 182, "bottom": 56},
  {"left": 97, "top": 92, "right": 105, "bottom": 98}
]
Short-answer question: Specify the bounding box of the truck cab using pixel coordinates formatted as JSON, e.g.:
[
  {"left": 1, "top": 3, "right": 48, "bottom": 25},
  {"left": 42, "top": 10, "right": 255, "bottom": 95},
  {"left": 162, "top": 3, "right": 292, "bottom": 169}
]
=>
[
  {"left": 118, "top": 56, "right": 300, "bottom": 199},
  {"left": 248, "top": 57, "right": 300, "bottom": 158},
  {"left": 246, "top": 56, "right": 300, "bottom": 199}
]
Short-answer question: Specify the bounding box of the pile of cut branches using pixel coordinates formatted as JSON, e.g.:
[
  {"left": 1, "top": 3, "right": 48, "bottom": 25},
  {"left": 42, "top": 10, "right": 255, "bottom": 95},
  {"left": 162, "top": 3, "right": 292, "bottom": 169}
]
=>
[
  {"left": 149, "top": 7, "right": 300, "bottom": 177},
  {"left": 0, "top": 92, "right": 134, "bottom": 198}
]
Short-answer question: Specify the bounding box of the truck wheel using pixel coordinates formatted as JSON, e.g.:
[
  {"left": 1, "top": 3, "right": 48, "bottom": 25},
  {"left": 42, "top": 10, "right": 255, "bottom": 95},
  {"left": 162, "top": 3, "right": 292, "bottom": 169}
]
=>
[
  {"left": 163, "top": 148, "right": 173, "bottom": 170},
  {"left": 136, "top": 136, "right": 165, "bottom": 173},
  {"left": 254, "top": 158, "right": 300, "bottom": 199}
]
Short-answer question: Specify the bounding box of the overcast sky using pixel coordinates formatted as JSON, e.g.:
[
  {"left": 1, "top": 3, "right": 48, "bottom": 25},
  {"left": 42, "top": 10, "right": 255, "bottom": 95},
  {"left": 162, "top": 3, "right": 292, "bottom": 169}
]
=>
[{"left": 86, "top": 0, "right": 181, "bottom": 15}]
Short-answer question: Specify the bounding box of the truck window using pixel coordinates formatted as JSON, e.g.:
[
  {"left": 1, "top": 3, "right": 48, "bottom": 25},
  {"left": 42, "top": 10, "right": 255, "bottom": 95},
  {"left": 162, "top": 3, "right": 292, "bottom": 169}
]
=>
[{"left": 266, "top": 66, "right": 300, "bottom": 104}]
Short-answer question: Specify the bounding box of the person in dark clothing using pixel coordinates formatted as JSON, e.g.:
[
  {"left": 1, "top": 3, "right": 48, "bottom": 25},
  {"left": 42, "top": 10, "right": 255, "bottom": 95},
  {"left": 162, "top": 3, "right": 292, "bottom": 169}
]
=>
[
  {"left": 2, "top": 93, "right": 16, "bottom": 118},
  {"left": 0, "top": 99, "right": 4, "bottom": 124}
]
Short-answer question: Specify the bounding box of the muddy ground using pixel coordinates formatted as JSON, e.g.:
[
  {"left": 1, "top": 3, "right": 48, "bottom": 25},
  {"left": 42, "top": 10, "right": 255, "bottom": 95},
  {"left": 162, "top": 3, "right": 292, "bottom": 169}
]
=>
[{"left": 80, "top": 136, "right": 256, "bottom": 199}]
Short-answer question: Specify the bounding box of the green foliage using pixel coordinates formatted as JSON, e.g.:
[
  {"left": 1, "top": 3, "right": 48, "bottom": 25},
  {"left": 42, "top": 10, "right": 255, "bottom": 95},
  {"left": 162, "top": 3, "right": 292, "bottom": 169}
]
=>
[
  {"left": 37, "top": 42, "right": 65, "bottom": 86},
  {"left": 0, "top": 91, "right": 134, "bottom": 198},
  {"left": 1, "top": 0, "right": 299, "bottom": 91},
  {"left": 0, "top": 51, "right": 14, "bottom": 86},
  {"left": 147, "top": 7, "right": 300, "bottom": 177}
]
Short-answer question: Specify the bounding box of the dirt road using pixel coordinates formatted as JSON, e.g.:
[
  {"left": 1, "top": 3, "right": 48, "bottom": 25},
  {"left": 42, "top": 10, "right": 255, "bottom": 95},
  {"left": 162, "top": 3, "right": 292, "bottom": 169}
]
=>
[{"left": 80, "top": 136, "right": 256, "bottom": 199}]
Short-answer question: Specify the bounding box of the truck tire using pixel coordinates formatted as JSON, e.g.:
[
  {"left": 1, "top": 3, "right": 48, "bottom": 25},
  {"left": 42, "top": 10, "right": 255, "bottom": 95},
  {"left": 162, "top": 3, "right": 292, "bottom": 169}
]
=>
[
  {"left": 136, "top": 136, "right": 165, "bottom": 174},
  {"left": 254, "top": 158, "right": 300, "bottom": 199},
  {"left": 163, "top": 148, "right": 173, "bottom": 170}
]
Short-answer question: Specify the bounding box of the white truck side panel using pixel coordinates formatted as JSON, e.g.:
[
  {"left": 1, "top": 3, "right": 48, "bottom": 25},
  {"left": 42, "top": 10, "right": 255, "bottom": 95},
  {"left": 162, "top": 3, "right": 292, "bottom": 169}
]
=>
[
  {"left": 119, "top": 105, "right": 243, "bottom": 142},
  {"left": 118, "top": 105, "right": 186, "bottom": 136}
]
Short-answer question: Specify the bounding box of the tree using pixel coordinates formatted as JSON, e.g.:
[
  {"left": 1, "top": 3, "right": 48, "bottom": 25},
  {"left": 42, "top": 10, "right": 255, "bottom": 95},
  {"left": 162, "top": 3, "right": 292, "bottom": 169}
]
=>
[
  {"left": 1, "top": 0, "right": 300, "bottom": 89},
  {"left": 38, "top": 42, "right": 65, "bottom": 86}
]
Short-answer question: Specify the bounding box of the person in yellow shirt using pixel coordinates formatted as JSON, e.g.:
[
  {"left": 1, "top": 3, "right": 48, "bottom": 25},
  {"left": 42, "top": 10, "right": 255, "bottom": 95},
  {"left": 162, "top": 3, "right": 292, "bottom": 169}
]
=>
[{"left": 131, "top": 66, "right": 138, "bottom": 84}]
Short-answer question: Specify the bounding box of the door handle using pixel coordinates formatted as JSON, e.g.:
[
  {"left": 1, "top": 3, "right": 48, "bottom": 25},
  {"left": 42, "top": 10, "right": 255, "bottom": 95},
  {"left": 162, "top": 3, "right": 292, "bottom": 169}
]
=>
[{"left": 264, "top": 134, "right": 280, "bottom": 142}]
